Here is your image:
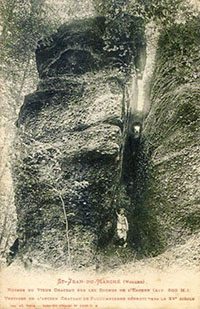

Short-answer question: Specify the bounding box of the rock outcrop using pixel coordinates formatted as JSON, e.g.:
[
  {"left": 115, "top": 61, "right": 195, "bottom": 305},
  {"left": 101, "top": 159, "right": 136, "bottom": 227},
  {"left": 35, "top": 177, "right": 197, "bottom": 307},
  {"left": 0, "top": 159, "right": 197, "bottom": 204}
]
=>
[
  {"left": 13, "top": 14, "right": 199, "bottom": 270},
  {"left": 14, "top": 17, "right": 137, "bottom": 269},
  {"left": 127, "top": 19, "right": 200, "bottom": 256}
]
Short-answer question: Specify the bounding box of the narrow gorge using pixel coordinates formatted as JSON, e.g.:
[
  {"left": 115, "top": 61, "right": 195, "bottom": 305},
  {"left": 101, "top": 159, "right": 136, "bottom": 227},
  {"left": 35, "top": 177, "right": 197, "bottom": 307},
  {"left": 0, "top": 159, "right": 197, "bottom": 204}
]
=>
[{"left": 8, "top": 6, "right": 200, "bottom": 271}]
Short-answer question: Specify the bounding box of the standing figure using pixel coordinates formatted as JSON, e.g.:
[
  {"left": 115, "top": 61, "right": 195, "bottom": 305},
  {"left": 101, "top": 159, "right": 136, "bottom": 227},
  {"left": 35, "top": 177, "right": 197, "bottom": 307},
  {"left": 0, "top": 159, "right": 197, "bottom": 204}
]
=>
[{"left": 116, "top": 208, "right": 129, "bottom": 247}]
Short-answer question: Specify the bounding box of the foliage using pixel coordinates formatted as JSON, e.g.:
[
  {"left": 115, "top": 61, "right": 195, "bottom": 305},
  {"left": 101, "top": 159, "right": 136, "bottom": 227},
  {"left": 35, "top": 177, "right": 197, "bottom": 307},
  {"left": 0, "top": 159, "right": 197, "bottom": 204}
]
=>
[
  {"left": 93, "top": 0, "right": 146, "bottom": 71},
  {"left": 0, "top": 0, "right": 54, "bottom": 64},
  {"left": 142, "top": 0, "right": 183, "bottom": 24},
  {"left": 136, "top": 0, "right": 198, "bottom": 24},
  {"left": 92, "top": 0, "right": 199, "bottom": 74},
  {"left": 0, "top": 0, "right": 198, "bottom": 78},
  {"left": 94, "top": 0, "right": 199, "bottom": 37},
  {"left": 47, "top": 0, "right": 95, "bottom": 26},
  {"left": 0, "top": 0, "right": 61, "bottom": 118},
  {"left": 156, "top": 15, "right": 200, "bottom": 86}
]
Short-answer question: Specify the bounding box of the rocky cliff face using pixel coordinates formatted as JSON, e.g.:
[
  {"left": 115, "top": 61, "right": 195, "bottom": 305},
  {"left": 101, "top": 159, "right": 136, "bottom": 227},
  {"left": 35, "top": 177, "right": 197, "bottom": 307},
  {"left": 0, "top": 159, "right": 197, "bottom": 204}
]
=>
[
  {"left": 13, "top": 14, "right": 200, "bottom": 270},
  {"left": 128, "top": 19, "right": 200, "bottom": 256},
  {"left": 13, "top": 17, "right": 137, "bottom": 269}
]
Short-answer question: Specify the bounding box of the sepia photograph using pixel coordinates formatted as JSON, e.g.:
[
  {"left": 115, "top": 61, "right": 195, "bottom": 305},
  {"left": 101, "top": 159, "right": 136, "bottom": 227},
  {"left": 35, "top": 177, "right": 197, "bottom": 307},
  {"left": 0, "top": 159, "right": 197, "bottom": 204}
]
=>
[{"left": 0, "top": 0, "right": 200, "bottom": 308}]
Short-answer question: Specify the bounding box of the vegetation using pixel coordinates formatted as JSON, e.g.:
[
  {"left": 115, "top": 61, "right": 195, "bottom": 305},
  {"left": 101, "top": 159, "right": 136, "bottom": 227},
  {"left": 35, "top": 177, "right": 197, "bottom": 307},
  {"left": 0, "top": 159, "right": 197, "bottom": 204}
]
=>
[
  {"left": 0, "top": 0, "right": 54, "bottom": 63},
  {"left": 0, "top": 0, "right": 198, "bottom": 80},
  {"left": 0, "top": 0, "right": 199, "bottom": 265}
]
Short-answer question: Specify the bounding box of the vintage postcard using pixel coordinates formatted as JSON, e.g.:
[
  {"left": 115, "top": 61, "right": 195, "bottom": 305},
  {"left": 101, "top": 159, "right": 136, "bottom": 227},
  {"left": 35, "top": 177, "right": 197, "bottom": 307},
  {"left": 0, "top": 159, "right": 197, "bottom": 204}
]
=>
[{"left": 0, "top": 0, "right": 199, "bottom": 308}]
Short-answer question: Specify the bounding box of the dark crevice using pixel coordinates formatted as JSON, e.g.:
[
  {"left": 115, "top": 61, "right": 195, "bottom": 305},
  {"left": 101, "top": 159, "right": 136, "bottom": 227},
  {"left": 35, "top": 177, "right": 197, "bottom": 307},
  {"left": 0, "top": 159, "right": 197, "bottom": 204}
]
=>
[{"left": 120, "top": 122, "right": 166, "bottom": 257}]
